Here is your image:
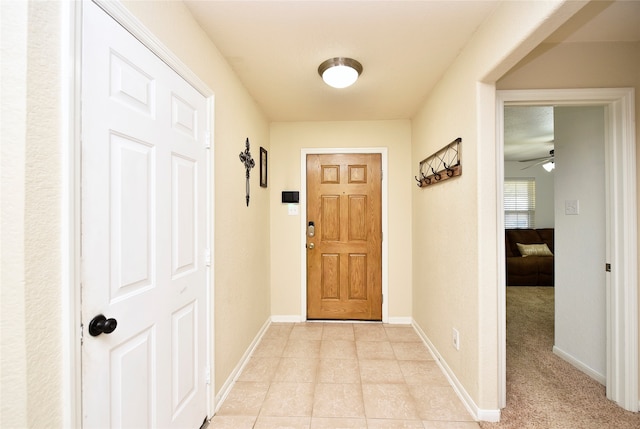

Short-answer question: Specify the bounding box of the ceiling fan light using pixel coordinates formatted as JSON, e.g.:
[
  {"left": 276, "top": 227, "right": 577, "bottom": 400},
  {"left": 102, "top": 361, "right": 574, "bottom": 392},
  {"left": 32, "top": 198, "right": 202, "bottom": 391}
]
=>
[
  {"left": 542, "top": 161, "right": 555, "bottom": 172},
  {"left": 318, "top": 57, "right": 363, "bottom": 89}
]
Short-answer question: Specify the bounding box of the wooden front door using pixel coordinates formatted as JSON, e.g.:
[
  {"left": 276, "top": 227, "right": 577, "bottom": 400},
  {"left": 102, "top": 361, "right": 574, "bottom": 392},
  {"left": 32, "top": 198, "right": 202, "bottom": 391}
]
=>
[{"left": 306, "top": 153, "right": 382, "bottom": 320}]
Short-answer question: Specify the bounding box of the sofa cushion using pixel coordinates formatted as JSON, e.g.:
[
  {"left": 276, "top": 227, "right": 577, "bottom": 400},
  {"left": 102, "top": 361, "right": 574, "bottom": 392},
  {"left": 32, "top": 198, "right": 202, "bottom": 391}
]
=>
[
  {"left": 535, "top": 228, "right": 555, "bottom": 252},
  {"left": 505, "top": 229, "right": 546, "bottom": 256},
  {"left": 516, "top": 243, "right": 553, "bottom": 257}
]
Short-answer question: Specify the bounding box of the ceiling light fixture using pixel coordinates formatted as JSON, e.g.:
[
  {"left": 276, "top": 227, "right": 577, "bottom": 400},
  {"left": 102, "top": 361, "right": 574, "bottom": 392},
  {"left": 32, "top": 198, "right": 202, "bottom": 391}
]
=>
[
  {"left": 542, "top": 161, "right": 555, "bottom": 172},
  {"left": 318, "top": 57, "right": 363, "bottom": 89}
]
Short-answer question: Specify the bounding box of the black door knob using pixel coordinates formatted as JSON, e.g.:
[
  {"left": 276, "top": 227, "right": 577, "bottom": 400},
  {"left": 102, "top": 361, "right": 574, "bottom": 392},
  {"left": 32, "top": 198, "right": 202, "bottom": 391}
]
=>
[{"left": 88, "top": 314, "right": 118, "bottom": 337}]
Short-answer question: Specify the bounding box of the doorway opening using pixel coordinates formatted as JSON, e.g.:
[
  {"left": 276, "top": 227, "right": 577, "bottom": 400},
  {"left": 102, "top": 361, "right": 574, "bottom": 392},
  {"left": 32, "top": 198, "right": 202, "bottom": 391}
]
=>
[{"left": 497, "top": 88, "right": 638, "bottom": 412}]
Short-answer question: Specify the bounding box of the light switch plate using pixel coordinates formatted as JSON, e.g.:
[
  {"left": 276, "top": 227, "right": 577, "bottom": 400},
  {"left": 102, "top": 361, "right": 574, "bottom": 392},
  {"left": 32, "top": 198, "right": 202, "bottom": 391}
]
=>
[
  {"left": 288, "top": 204, "right": 299, "bottom": 216},
  {"left": 565, "top": 199, "right": 579, "bottom": 215}
]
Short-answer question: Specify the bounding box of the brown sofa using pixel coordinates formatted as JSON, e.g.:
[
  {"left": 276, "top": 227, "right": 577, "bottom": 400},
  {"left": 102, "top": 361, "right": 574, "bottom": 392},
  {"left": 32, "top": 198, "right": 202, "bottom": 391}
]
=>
[{"left": 505, "top": 228, "right": 554, "bottom": 286}]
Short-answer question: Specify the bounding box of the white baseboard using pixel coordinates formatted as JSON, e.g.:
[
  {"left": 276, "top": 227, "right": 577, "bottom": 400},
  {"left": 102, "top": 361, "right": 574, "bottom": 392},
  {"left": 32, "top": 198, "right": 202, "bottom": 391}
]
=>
[
  {"left": 387, "top": 316, "right": 413, "bottom": 325},
  {"left": 552, "top": 345, "right": 606, "bottom": 385},
  {"left": 269, "top": 315, "right": 415, "bottom": 324},
  {"left": 214, "top": 318, "right": 272, "bottom": 413},
  {"left": 411, "top": 320, "right": 500, "bottom": 423},
  {"left": 477, "top": 408, "right": 501, "bottom": 422},
  {"left": 271, "top": 315, "right": 304, "bottom": 323}
]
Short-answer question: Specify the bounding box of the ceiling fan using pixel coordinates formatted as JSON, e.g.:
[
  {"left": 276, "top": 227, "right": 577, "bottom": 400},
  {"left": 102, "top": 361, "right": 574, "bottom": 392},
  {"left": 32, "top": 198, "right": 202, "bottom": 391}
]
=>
[{"left": 520, "top": 149, "right": 554, "bottom": 170}]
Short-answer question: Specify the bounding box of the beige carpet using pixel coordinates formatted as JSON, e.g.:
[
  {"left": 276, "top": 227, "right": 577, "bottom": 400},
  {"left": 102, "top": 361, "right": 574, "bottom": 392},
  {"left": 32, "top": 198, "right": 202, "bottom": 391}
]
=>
[{"left": 479, "top": 286, "right": 640, "bottom": 429}]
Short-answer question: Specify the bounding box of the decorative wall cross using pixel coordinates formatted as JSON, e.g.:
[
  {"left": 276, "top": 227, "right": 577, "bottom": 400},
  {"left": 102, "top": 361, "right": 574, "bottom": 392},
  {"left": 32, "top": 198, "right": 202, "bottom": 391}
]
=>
[{"left": 239, "top": 138, "right": 255, "bottom": 206}]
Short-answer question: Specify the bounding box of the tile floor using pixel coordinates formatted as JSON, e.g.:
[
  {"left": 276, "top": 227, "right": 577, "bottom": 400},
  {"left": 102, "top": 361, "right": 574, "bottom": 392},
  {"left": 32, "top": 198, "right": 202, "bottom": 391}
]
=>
[{"left": 210, "top": 322, "right": 479, "bottom": 429}]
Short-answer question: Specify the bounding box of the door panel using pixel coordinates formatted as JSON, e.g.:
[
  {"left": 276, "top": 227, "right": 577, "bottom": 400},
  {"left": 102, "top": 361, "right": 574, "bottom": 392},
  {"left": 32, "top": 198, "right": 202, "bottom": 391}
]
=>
[
  {"left": 110, "top": 328, "right": 155, "bottom": 428},
  {"left": 111, "top": 135, "right": 154, "bottom": 300},
  {"left": 172, "top": 155, "right": 197, "bottom": 277},
  {"left": 172, "top": 301, "right": 197, "bottom": 415},
  {"left": 82, "top": 2, "right": 208, "bottom": 427},
  {"left": 307, "top": 154, "right": 382, "bottom": 320}
]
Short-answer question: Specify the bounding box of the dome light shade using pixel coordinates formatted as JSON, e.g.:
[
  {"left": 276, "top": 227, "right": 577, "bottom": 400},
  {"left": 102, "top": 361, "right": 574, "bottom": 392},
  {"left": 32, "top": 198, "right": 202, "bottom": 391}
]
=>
[{"left": 318, "top": 57, "right": 363, "bottom": 89}]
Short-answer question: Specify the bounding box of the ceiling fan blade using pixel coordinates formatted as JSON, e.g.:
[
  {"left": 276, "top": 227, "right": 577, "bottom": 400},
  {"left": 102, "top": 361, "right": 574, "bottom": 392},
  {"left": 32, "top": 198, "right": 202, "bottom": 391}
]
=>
[
  {"left": 518, "top": 149, "right": 554, "bottom": 163},
  {"left": 519, "top": 156, "right": 548, "bottom": 163},
  {"left": 520, "top": 157, "right": 552, "bottom": 170}
]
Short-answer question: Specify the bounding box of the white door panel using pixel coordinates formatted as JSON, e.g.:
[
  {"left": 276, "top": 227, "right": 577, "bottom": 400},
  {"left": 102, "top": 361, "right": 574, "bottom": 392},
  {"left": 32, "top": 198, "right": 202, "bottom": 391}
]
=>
[
  {"left": 172, "top": 155, "right": 197, "bottom": 277},
  {"left": 110, "top": 328, "right": 155, "bottom": 428},
  {"left": 82, "top": 2, "right": 209, "bottom": 427}
]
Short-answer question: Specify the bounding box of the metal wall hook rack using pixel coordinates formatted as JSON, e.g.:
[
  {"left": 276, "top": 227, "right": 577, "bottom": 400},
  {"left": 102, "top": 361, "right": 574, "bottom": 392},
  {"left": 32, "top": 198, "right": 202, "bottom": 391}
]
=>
[{"left": 415, "top": 137, "right": 462, "bottom": 188}]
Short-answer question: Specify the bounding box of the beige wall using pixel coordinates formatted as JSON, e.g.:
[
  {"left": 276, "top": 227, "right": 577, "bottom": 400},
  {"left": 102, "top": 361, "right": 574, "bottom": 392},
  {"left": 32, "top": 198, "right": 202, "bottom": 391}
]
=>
[
  {"left": 497, "top": 39, "right": 640, "bottom": 399},
  {"left": 410, "top": 0, "right": 586, "bottom": 412},
  {"left": 121, "top": 1, "right": 272, "bottom": 395},
  {"left": 1, "top": 1, "right": 64, "bottom": 427},
  {"left": 23, "top": 2, "right": 65, "bottom": 425},
  {"left": 269, "top": 121, "right": 413, "bottom": 320},
  {"left": 1, "top": 1, "right": 47, "bottom": 427}
]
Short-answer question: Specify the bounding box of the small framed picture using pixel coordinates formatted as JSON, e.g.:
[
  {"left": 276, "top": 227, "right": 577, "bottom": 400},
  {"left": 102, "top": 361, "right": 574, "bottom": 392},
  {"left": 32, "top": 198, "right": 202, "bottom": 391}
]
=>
[{"left": 260, "top": 147, "right": 268, "bottom": 188}]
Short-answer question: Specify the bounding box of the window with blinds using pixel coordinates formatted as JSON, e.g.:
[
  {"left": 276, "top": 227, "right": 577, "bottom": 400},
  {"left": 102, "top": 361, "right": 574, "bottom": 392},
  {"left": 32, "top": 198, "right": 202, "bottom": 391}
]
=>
[{"left": 504, "top": 178, "right": 536, "bottom": 228}]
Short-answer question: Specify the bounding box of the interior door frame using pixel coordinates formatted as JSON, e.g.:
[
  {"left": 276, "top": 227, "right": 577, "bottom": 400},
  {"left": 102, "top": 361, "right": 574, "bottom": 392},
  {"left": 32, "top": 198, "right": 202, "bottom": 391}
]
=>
[
  {"left": 300, "top": 148, "right": 389, "bottom": 323},
  {"left": 496, "top": 88, "right": 638, "bottom": 412},
  {"left": 63, "top": 1, "right": 216, "bottom": 426}
]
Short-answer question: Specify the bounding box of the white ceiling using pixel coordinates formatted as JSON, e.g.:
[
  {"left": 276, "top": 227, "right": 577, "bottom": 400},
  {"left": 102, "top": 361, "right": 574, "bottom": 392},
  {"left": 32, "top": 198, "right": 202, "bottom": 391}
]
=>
[
  {"left": 504, "top": 106, "right": 554, "bottom": 162},
  {"left": 545, "top": 0, "right": 640, "bottom": 44},
  {"left": 183, "top": 0, "right": 500, "bottom": 121},
  {"left": 182, "top": 0, "right": 640, "bottom": 157}
]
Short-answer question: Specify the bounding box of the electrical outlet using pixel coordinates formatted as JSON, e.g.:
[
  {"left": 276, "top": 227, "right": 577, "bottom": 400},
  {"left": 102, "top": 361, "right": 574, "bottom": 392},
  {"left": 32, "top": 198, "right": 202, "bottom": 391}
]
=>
[{"left": 452, "top": 328, "right": 460, "bottom": 350}]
